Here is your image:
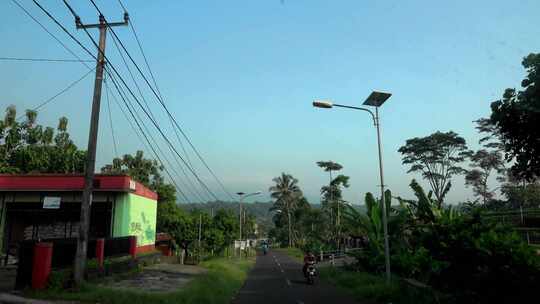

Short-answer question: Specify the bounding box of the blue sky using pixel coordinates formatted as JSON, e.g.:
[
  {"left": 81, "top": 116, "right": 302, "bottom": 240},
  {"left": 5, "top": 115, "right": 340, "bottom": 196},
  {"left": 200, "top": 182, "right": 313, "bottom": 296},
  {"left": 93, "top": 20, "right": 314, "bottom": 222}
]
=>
[{"left": 1, "top": 0, "right": 539, "bottom": 205}]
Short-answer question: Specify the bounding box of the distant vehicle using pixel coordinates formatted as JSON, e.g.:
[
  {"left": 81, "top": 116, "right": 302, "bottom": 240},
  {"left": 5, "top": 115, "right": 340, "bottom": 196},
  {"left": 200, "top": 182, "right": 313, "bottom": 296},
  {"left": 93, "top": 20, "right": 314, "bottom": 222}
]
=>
[{"left": 306, "top": 261, "right": 317, "bottom": 285}]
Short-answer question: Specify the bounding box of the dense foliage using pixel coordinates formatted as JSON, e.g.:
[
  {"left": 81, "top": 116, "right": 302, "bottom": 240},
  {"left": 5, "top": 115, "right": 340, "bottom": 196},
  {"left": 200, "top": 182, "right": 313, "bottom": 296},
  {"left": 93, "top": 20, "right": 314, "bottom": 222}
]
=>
[
  {"left": 489, "top": 53, "right": 540, "bottom": 181},
  {"left": 345, "top": 180, "right": 540, "bottom": 304},
  {"left": 0, "top": 106, "right": 86, "bottom": 174}
]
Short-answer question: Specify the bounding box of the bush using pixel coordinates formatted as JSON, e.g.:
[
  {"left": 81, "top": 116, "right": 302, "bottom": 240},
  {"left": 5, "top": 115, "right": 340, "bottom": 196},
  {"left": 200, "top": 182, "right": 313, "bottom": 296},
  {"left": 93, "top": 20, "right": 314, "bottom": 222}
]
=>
[
  {"left": 47, "top": 269, "right": 72, "bottom": 291},
  {"left": 392, "top": 247, "right": 449, "bottom": 283},
  {"left": 409, "top": 213, "right": 540, "bottom": 303}
]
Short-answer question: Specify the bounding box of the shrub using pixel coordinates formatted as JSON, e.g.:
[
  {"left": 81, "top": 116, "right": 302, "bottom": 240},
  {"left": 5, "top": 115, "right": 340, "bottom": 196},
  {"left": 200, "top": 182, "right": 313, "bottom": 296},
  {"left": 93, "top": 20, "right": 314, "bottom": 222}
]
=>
[
  {"left": 413, "top": 213, "right": 540, "bottom": 303},
  {"left": 47, "top": 269, "right": 72, "bottom": 291}
]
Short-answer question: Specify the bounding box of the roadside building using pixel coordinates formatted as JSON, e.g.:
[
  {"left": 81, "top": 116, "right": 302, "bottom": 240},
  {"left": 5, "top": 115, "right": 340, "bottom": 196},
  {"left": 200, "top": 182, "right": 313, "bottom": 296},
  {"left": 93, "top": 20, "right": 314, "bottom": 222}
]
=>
[{"left": 0, "top": 174, "right": 158, "bottom": 262}]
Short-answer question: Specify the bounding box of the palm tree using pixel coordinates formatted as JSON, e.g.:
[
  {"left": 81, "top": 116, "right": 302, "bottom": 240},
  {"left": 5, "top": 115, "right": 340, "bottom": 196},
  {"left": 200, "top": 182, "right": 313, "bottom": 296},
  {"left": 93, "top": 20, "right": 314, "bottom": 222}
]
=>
[{"left": 269, "top": 173, "right": 303, "bottom": 247}]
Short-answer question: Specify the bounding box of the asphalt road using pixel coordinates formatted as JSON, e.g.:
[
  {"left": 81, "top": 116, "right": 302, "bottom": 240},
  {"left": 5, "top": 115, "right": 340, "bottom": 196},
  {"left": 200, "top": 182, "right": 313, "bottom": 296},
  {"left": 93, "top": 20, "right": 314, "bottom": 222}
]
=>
[{"left": 232, "top": 250, "right": 360, "bottom": 304}]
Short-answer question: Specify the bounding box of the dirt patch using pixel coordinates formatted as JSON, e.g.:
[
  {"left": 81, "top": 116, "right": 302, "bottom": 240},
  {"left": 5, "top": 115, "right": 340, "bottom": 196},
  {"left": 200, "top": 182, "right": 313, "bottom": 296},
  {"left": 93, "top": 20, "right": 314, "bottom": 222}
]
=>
[{"left": 103, "top": 263, "right": 207, "bottom": 293}]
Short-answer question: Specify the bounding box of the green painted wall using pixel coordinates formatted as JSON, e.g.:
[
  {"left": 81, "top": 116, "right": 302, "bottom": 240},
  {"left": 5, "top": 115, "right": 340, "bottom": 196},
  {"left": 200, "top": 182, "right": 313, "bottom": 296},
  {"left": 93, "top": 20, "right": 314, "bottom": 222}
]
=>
[{"left": 113, "top": 193, "right": 157, "bottom": 247}]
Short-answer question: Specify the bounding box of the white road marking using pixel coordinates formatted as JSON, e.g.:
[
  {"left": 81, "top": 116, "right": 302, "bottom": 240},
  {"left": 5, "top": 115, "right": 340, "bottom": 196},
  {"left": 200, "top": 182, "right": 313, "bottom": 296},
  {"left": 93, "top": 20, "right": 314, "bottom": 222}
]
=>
[
  {"left": 296, "top": 301, "right": 304, "bottom": 304},
  {"left": 286, "top": 279, "right": 291, "bottom": 286},
  {"left": 280, "top": 269, "right": 284, "bottom": 273}
]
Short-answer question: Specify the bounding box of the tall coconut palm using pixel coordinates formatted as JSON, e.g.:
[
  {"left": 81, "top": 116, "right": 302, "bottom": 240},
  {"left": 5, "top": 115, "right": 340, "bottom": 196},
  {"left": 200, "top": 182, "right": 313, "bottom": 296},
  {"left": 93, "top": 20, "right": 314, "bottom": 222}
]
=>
[{"left": 269, "top": 173, "right": 303, "bottom": 247}]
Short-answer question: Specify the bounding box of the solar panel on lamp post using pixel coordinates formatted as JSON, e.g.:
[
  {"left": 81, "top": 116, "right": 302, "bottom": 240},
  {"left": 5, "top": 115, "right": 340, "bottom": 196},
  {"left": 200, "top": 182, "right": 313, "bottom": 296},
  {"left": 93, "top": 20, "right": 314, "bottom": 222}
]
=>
[{"left": 312, "top": 90, "right": 392, "bottom": 284}]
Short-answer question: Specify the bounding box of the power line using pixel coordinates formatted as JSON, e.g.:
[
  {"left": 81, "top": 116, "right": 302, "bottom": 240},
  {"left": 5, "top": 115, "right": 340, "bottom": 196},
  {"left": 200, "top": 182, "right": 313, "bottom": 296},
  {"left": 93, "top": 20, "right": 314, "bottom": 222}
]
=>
[
  {"left": 25, "top": 0, "right": 196, "bottom": 203},
  {"left": 105, "top": 69, "right": 191, "bottom": 203},
  {"left": 69, "top": 2, "right": 221, "bottom": 201},
  {"left": 107, "top": 68, "right": 208, "bottom": 203},
  {"left": 109, "top": 30, "right": 157, "bottom": 124},
  {"left": 31, "top": 0, "right": 97, "bottom": 62},
  {"left": 104, "top": 73, "right": 119, "bottom": 158},
  {"left": 82, "top": 0, "right": 210, "bottom": 201},
  {"left": 16, "top": 67, "right": 96, "bottom": 121},
  {"left": 11, "top": 0, "right": 92, "bottom": 70},
  {"left": 120, "top": 0, "right": 195, "bottom": 171},
  {"left": 0, "top": 57, "right": 94, "bottom": 63},
  {"left": 108, "top": 35, "right": 209, "bottom": 202},
  {"left": 37, "top": 0, "right": 219, "bottom": 201},
  {"left": 18, "top": 2, "right": 210, "bottom": 203},
  {"left": 92, "top": 0, "right": 234, "bottom": 201}
]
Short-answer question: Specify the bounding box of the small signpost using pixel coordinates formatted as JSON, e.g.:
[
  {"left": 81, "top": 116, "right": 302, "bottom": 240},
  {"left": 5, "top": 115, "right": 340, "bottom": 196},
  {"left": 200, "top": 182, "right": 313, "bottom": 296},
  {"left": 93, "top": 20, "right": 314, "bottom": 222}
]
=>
[{"left": 43, "top": 197, "right": 61, "bottom": 209}]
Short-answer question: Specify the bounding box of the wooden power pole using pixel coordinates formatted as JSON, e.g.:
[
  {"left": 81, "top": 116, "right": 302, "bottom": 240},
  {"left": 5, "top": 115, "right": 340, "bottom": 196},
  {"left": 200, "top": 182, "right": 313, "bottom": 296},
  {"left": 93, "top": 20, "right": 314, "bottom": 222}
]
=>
[{"left": 73, "top": 12, "right": 128, "bottom": 285}]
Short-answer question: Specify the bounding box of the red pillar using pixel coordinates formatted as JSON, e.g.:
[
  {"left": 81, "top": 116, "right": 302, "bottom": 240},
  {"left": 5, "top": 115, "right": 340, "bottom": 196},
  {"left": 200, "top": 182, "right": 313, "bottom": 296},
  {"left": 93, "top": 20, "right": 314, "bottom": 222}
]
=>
[
  {"left": 95, "top": 238, "right": 105, "bottom": 268},
  {"left": 31, "top": 242, "right": 53, "bottom": 289},
  {"left": 129, "top": 236, "right": 137, "bottom": 258}
]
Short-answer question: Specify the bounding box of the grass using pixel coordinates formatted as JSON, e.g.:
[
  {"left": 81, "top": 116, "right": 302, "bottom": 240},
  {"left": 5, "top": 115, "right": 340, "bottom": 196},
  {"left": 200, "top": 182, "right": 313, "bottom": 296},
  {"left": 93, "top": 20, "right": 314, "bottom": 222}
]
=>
[
  {"left": 319, "top": 267, "right": 447, "bottom": 304},
  {"left": 26, "top": 257, "right": 255, "bottom": 304},
  {"left": 274, "top": 247, "right": 304, "bottom": 263}
]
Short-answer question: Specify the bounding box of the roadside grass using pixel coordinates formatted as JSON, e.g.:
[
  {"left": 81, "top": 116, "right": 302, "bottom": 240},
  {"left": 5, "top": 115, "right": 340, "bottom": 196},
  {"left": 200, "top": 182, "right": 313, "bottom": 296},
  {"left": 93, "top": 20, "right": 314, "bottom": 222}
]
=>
[
  {"left": 319, "top": 266, "right": 448, "bottom": 304},
  {"left": 274, "top": 247, "right": 304, "bottom": 263},
  {"left": 26, "top": 257, "right": 254, "bottom": 304}
]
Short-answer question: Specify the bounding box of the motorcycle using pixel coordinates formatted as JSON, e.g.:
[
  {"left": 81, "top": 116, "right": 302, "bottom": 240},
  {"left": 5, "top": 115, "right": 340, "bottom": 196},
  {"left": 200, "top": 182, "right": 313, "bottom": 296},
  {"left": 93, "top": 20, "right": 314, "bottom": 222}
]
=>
[{"left": 305, "top": 261, "right": 317, "bottom": 285}]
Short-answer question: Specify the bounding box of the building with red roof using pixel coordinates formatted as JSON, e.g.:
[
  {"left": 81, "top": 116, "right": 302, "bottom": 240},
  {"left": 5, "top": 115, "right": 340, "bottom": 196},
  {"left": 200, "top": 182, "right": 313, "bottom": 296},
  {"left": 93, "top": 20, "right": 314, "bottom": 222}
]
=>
[{"left": 0, "top": 174, "right": 158, "bottom": 259}]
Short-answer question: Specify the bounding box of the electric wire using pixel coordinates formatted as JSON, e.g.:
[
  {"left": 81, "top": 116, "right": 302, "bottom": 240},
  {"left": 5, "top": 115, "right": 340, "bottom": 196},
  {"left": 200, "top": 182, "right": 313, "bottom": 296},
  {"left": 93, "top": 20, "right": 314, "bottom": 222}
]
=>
[
  {"left": 16, "top": 67, "right": 96, "bottom": 121},
  {"left": 91, "top": 0, "right": 234, "bottom": 200},
  {"left": 26, "top": 0, "right": 97, "bottom": 67},
  {"left": 108, "top": 36, "right": 209, "bottom": 203},
  {"left": 33, "top": 0, "right": 219, "bottom": 201},
  {"left": 106, "top": 69, "right": 197, "bottom": 203},
  {"left": 67, "top": 12, "right": 221, "bottom": 202},
  {"left": 30, "top": 0, "right": 213, "bottom": 201},
  {"left": 105, "top": 68, "right": 191, "bottom": 203},
  {"left": 0, "top": 57, "right": 93, "bottom": 63},
  {"left": 104, "top": 73, "right": 119, "bottom": 158},
  {"left": 10, "top": 0, "right": 93, "bottom": 70},
  {"left": 119, "top": 0, "right": 195, "bottom": 172}
]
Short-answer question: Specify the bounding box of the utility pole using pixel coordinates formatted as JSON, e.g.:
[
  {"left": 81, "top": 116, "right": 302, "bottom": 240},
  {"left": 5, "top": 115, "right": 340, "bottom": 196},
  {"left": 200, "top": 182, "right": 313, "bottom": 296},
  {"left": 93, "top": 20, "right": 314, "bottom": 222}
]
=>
[{"left": 73, "top": 12, "right": 128, "bottom": 285}]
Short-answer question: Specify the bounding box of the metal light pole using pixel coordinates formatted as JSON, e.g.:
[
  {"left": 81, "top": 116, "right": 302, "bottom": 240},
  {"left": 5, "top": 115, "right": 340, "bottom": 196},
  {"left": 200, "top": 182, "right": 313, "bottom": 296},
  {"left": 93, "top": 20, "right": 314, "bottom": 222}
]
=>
[
  {"left": 236, "top": 191, "right": 261, "bottom": 256},
  {"left": 313, "top": 91, "right": 392, "bottom": 284}
]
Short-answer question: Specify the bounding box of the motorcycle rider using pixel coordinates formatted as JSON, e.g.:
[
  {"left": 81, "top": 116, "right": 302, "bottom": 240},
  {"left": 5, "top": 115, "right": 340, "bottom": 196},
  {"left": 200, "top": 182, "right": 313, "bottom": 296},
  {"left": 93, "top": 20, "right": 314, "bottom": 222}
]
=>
[{"left": 302, "top": 250, "right": 316, "bottom": 277}]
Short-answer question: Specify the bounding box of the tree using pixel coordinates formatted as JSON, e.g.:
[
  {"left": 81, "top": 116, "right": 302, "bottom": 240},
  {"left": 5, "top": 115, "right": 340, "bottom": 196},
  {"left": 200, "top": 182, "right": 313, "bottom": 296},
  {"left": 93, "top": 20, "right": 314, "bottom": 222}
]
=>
[
  {"left": 317, "top": 161, "right": 349, "bottom": 247},
  {"left": 500, "top": 172, "right": 540, "bottom": 209},
  {"left": 101, "top": 150, "right": 163, "bottom": 190},
  {"left": 465, "top": 150, "right": 506, "bottom": 204},
  {"left": 321, "top": 174, "right": 349, "bottom": 247},
  {"left": 487, "top": 53, "right": 540, "bottom": 180},
  {"left": 269, "top": 173, "right": 303, "bottom": 247},
  {"left": 213, "top": 209, "right": 238, "bottom": 246},
  {"left": 316, "top": 161, "right": 343, "bottom": 209},
  {"left": 398, "top": 131, "right": 470, "bottom": 206},
  {"left": 0, "top": 106, "right": 85, "bottom": 174}
]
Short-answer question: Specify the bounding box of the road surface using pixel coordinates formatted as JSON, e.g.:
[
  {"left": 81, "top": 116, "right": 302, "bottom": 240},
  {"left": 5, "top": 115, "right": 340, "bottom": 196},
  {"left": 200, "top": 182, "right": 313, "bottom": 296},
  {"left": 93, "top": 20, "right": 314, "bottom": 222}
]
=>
[{"left": 232, "top": 250, "right": 360, "bottom": 304}]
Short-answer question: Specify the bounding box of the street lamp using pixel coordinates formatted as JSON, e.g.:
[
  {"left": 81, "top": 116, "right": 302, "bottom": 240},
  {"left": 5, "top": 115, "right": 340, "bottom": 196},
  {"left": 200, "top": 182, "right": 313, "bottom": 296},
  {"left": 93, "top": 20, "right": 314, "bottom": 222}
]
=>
[
  {"left": 236, "top": 191, "right": 262, "bottom": 241},
  {"left": 313, "top": 90, "right": 392, "bottom": 284}
]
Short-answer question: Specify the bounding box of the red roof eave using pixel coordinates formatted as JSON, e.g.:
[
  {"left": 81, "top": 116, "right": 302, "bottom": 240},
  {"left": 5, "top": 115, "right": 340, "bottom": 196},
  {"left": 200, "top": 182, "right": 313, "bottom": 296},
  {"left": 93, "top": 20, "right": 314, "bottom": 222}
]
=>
[{"left": 0, "top": 174, "right": 157, "bottom": 201}]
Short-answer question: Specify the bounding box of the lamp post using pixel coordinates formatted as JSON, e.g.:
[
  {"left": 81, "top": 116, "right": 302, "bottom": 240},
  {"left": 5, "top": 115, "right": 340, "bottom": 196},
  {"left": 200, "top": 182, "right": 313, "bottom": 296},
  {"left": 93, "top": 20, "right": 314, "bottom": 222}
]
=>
[
  {"left": 236, "top": 191, "right": 262, "bottom": 241},
  {"left": 313, "top": 91, "right": 392, "bottom": 284}
]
